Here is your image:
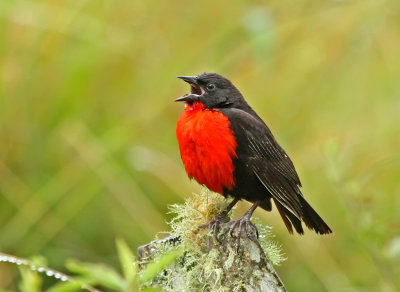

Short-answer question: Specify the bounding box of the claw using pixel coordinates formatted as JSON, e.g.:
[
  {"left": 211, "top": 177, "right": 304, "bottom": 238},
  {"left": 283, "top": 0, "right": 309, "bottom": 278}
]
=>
[
  {"left": 198, "top": 215, "right": 226, "bottom": 250},
  {"left": 246, "top": 220, "right": 258, "bottom": 240},
  {"left": 198, "top": 200, "right": 260, "bottom": 251},
  {"left": 229, "top": 221, "right": 238, "bottom": 238},
  {"left": 198, "top": 198, "right": 240, "bottom": 250},
  {"left": 228, "top": 216, "right": 259, "bottom": 251}
]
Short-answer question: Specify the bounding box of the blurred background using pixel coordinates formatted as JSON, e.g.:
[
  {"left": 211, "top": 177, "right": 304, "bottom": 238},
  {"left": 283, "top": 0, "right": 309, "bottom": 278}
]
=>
[{"left": 1, "top": 0, "right": 399, "bottom": 290}]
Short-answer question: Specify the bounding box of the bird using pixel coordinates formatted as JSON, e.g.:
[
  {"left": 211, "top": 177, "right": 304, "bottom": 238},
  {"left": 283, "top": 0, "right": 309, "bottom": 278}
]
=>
[{"left": 175, "top": 72, "right": 332, "bottom": 238}]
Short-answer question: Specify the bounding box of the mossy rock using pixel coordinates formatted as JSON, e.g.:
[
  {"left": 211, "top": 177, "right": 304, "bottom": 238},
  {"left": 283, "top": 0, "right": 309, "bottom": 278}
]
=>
[{"left": 138, "top": 190, "right": 286, "bottom": 292}]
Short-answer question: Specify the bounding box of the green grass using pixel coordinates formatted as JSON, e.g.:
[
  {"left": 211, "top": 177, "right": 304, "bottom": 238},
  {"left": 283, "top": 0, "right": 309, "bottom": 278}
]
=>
[
  {"left": 0, "top": 238, "right": 167, "bottom": 292},
  {"left": 1, "top": 0, "right": 400, "bottom": 291}
]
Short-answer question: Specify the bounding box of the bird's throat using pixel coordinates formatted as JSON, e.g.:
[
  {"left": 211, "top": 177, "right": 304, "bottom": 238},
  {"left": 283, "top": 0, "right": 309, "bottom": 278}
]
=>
[{"left": 184, "top": 101, "right": 205, "bottom": 111}]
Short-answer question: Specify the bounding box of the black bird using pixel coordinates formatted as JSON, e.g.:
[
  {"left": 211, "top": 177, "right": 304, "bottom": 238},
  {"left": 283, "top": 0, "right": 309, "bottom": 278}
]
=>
[{"left": 175, "top": 72, "right": 332, "bottom": 236}]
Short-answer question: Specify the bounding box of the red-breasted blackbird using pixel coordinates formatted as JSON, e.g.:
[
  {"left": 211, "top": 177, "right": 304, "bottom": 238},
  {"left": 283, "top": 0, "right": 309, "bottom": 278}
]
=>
[{"left": 175, "top": 73, "right": 332, "bottom": 236}]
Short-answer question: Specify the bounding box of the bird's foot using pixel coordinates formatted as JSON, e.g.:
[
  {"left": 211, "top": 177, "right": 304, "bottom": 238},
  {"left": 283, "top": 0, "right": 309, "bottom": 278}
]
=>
[
  {"left": 228, "top": 215, "right": 259, "bottom": 250},
  {"left": 198, "top": 215, "right": 227, "bottom": 249}
]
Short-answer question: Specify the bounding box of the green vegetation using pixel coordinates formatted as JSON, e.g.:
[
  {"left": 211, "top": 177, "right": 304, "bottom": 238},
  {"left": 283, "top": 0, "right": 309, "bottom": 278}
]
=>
[
  {"left": 0, "top": 238, "right": 165, "bottom": 292},
  {"left": 1, "top": 0, "right": 400, "bottom": 291}
]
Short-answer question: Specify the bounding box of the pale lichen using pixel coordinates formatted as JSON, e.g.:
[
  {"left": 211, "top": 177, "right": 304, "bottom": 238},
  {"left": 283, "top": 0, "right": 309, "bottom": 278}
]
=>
[{"left": 140, "top": 189, "right": 286, "bottom": 291}]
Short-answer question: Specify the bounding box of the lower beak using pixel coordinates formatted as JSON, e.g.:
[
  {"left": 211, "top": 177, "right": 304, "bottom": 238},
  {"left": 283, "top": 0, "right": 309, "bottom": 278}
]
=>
[{"left": 174, "top": 94, "right": 200, "bottom": 102}]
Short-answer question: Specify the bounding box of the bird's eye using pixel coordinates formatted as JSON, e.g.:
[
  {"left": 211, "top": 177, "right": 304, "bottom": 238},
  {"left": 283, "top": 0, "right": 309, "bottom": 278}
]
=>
[{"left": 206, "top": 83, "right": 215, "bottom": 91}]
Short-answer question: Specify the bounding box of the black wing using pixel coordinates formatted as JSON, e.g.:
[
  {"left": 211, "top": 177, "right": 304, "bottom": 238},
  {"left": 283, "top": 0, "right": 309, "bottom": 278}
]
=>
[
  {"left": 224, "top": 108, "right": 303, "bottom": 213},
  {"left": 224, "top": 108, "right": 332, "bottom": 234}
]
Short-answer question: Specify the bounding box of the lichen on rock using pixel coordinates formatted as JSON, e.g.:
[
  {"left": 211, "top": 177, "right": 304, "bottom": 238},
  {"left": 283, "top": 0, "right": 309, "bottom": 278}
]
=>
[{"left": 138, "top": 189, "right": 286, "bottom": 291}]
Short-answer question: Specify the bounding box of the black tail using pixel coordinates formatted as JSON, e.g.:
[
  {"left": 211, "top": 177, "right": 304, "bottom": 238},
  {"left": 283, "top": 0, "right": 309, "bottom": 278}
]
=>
[
  {"left": 271, "top": 197, "right": 332, "bottom": 235},
  {"left": 300, "top": 196, "right": 332, "bottom": 234}
]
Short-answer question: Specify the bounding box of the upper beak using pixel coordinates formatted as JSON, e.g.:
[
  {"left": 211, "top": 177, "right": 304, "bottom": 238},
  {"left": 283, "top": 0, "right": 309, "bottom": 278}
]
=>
[
  {"left": 177, "top": 75, "right": 198, "bottom": 85},
  {"left": 175, "top": 75, "right": 201, "bottom": 102}
]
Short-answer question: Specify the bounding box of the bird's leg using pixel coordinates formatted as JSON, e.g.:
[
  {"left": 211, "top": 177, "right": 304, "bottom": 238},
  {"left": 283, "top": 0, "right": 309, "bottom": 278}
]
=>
[
  {"left": 199, "top": 198, "right": 239, "bottom": 240},
  {"left": 229, "top": 201, "right": 261, "bottom": 249}
]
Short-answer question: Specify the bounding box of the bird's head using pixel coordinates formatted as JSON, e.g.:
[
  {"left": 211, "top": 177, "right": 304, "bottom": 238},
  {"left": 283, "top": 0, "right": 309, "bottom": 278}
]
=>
[{"left": 175, "top": 73, "right": 246, "bottom": 109}]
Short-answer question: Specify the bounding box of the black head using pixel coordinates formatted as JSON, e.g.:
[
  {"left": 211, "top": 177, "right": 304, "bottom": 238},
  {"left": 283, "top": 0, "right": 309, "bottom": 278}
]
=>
[{"left": 175, "top": 73, "right": 248, "bottom": 109}]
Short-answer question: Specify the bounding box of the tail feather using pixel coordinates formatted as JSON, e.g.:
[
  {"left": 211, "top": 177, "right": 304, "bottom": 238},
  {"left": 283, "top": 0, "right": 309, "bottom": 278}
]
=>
[
  {"left": 273, "top": 198, "right": 304, "bottom": 234},
  {"left": 299, "top": 196, "right": 332, "bottom": 235},
  {"left": 271, "top": 197, "right": 332, "bottom": 235}
]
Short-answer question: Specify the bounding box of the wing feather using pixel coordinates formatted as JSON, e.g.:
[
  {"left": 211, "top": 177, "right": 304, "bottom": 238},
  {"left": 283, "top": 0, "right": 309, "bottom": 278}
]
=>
[{"left": 224, "top": 108, "right": 303, "bottom": 218}]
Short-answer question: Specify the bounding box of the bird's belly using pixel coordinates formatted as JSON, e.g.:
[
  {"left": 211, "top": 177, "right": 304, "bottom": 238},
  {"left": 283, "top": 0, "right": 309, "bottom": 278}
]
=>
[{"left": 176, "top": 107, "right": 237, "bottom": 194}]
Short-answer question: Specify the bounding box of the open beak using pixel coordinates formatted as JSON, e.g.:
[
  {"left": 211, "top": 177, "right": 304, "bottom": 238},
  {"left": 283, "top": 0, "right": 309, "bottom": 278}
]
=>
[{"left": 175, "top": 75, "right": 203, "bottom": 102}]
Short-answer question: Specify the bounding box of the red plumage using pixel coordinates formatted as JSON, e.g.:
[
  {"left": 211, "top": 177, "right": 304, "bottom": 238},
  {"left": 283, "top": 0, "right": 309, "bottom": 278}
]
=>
[{"left": 176, "top": 102, "right": 237, "bottom": 194}]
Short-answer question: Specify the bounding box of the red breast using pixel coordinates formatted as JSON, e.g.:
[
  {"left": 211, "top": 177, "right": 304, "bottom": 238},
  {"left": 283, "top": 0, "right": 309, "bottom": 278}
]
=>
[{"left": 176, "top": 102, "right": 238, "bottom": 194}]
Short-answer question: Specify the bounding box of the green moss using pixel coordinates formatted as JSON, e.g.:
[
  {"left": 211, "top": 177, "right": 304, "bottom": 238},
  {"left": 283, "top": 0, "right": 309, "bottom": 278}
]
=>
[
  {"left": 141, "top": 189, "right": 285, "bottom": 291},
  {"left": 254, "top": 220, "right": 286, "bottom": 266},
  {"left": 167, "top": 190, "right": 231, "bottom": 252}
]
